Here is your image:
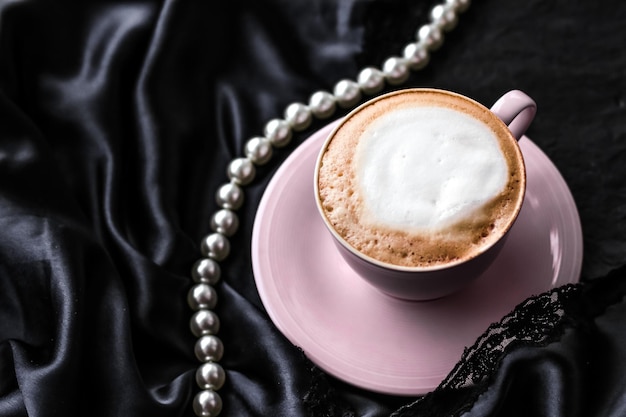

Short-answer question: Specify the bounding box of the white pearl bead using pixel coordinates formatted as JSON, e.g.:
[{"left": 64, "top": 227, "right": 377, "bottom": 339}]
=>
[
  {"left": 417, "top": 24, "right": 444, "bottom": 51},
  {"left": 284, "top": 102, "right": 312, "bottom": 131},
  {"left": 201, "top": 233, "right": 230, "bottom": 261},
  {"left": 190, "top": 309, "right": 220, "bottom": 337},
  {"left": 192, "top": 258, "right": 221, "bottom": 285},
  {"left": 382, "top": 57, "right": 410, "bottom": 85},
  {"left": 446, "top": 0, "right": 470, "bottom": 13},
  {"left": 264, "top": 118, "right": 292, "bottom": 148},
  {"left": 357, "top": 67, "right": 385, "bottom": 95},
  {"left": 308, "top": 91, "right": 336, "bottom": 119},
  {"left": 215, "top": 182, "right": 244, "bottom": 210},
  {"left": 193, "top": 390, "right": 222, "bottom": 417},
  {"left": 210, "top": 209, "right": 239, "bottom": 237},
  {"left": 333, "top": 79, "right": 361, "bottom": 108},
  {"left": 195, "top": 335, "right": 224, "bottom": 362},
  {"left": 196, "top": 362, "right": 226, "bottom": 390},
  {"left": 244, "top": 136, "right": 273, "bottom": 165},
  {"left": 227, "top": 157, "right": 255, "bottom": 185},
  {"left": 430, "top": 4, "right": 458, "bottom": 31},
  {"left": 403, "top": 42, "right": 431, "bottom": 70},
  {"left": 188, "top": 283, "right": 218, "bottom": 311}
]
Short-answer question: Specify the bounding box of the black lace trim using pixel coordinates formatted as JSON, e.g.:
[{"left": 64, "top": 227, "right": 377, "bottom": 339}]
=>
[
  {"left": 304, "top": 365, "right": 357, "bottom": 417},
  {"left": 392, "top": 264, "right": 626, "bottom": 417},
  {"left": 391, "top": 283, "right": 583, "bottom": 417}
]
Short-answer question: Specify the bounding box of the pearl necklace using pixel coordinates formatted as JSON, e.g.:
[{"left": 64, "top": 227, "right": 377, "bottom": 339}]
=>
[{"left": 187, "top": 1, "right": 470, "bottom": 415}]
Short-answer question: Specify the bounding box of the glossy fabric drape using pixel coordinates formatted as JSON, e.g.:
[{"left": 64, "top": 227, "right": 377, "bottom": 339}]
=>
[{"left": 1, "top": 1, "right": 626, "bottom": 416}]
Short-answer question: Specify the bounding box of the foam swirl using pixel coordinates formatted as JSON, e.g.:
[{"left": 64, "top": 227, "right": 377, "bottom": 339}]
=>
[{"left": 356, "top": 106, "right": 507, "bottom": 231}]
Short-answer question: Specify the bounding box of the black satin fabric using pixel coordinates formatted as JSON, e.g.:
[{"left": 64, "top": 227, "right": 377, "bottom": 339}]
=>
[{"left": 1, "top": 0, "right": 626, "bottom": 416}]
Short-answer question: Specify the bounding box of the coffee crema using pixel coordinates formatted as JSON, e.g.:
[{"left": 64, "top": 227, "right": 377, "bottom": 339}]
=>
[{"left": 316, "top": 89, "right": 525, "bottom": 268}]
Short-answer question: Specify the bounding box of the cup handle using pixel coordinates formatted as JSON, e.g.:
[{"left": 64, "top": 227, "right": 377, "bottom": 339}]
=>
[{"left": 490, "top": 90, "right": 537, "bottom": 141}]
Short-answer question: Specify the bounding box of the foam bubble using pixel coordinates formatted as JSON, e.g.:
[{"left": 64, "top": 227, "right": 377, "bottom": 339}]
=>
[{"left": 354, "top": 106, "right": 508, "bottom": 232}]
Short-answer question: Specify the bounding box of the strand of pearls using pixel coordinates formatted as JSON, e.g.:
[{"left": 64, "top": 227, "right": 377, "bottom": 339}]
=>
[{"left": 189, "top": 1, "right": 470, "bottom": 415}]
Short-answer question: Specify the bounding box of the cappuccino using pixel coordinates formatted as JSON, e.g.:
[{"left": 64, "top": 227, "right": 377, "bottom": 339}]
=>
[{"left": 316, "top": 89, "right": 525, "bottom": 268}]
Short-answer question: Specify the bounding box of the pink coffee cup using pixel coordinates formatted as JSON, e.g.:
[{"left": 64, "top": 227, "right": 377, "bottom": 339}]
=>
[{"left": 314, "top": 88, "right": 536, "bottom": 300}]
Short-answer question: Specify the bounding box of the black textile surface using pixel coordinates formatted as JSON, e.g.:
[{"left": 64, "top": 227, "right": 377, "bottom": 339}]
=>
[{"left": 1, "top": 0, "right": 626, "bottom": 416}]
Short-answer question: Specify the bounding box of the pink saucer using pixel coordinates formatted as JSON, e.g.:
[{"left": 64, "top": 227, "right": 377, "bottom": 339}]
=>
[{"left": 251, "top": 120, "right": 583, "bottom": 396}]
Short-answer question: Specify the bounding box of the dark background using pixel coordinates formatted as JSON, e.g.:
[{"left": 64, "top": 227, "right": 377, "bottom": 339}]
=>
[{"left": 1, "top": 0, "right": 625, "bottom": 416}]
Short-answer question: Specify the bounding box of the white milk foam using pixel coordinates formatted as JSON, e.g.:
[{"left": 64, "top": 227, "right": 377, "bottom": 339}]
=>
[{"left": 355, "top": 106, "right": 508, "bottom": 232}]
